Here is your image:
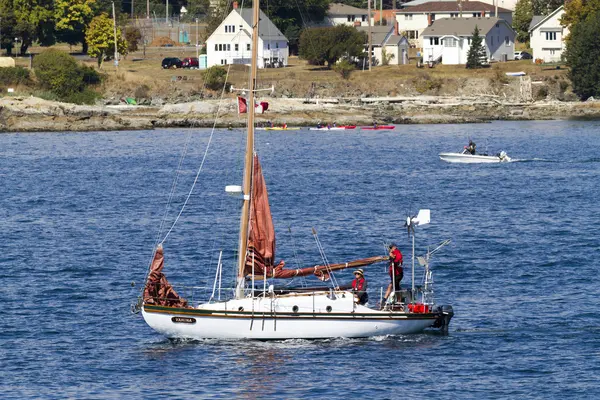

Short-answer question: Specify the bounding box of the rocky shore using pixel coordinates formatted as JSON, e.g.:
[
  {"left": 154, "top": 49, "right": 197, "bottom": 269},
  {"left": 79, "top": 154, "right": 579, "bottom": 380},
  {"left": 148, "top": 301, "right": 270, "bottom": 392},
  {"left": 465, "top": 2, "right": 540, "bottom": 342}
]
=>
[{"left": 2, "top": 95, "right": 600, "bottom": 132}]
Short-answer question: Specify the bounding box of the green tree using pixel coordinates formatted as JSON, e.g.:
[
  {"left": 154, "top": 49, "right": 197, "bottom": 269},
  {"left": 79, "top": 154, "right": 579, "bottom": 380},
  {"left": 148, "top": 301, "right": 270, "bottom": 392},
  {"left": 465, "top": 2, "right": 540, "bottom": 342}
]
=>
[
  {"left": 532, "top": 0, "right": 565, "bottom": 15},
  {"left": 0, "top": 0, "right": 54, "bottom": 55},
  {"left": 33, "top": 49, "right": 84, "bottom": 97},
  {"left": 54, "top": 0, "right": 97, "bottom": 53},
  {"left": 513, "top": 0, "right": 533, "bottom": 43},
  {"left": 85, "top": 13, "right": 128, "bottom": 68},
  {"left": 203, "top": 65, "right": 228, "bottom": 91},
  {"left": 466, "top": 25, "right": 487, "bottom": 69},
  {"left": 562, "top": 0, "right": 600, "bottom": 29},
  {"left": 332, "top": 59, "right": 355, "bottom": 79},
  {"left": 565, "top": 11, "right": 600, "bottom": 99},
  {"left": 299, "top": 25, "right": 366, "bottom": 67}
]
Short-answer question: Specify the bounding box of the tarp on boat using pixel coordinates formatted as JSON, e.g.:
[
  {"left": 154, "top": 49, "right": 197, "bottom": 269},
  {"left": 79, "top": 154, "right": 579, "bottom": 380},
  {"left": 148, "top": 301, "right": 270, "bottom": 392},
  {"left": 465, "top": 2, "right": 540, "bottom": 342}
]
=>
[
  {"left": 245, "top": 155, "right": 388, "bottom": 280},
  {"left": 143, "top": 245, "right": 188, "bottom": 307}
]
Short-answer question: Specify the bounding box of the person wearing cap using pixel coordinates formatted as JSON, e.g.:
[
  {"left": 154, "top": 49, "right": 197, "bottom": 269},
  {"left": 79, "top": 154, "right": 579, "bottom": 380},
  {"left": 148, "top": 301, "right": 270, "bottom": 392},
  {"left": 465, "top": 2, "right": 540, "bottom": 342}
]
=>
[
  {"left": 384, "top": 244, "right": 403, "bottom": 304},
  {"left": 351, "top": 269, "right": 368, "bottom": 305}
]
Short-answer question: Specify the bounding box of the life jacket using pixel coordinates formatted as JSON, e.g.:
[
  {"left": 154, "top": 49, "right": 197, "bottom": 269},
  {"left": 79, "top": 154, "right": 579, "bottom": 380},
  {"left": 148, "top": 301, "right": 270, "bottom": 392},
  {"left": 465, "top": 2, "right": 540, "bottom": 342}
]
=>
[{"left": 352, "top": 278, "right": 366, "bottom": 291}]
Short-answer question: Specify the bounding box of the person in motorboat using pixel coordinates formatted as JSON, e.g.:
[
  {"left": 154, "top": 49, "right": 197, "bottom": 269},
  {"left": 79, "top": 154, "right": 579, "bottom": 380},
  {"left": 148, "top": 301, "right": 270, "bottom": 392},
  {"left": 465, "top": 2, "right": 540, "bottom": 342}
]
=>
[
  {"left": 351, "top": 269, "right": 368, "bottom": 305},
  {"left": 464, "top": 140, "right": 476, "bottom": 155},
  {"left": 383, "top": 244, "right": 403, "bottom": 305}
]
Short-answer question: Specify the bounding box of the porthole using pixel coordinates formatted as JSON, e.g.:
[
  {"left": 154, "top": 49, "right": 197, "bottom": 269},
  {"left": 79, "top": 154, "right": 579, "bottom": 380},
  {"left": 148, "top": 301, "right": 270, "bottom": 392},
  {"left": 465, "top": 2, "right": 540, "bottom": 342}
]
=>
[
  {"left": 238, "top": 306, "right": 244, "bottom": 311},
  {"left": 326, "top": 306, "right": 332, "bottom": 313},
  {"left": 292, "top": 305, "right": 299, "bottom": 313}
]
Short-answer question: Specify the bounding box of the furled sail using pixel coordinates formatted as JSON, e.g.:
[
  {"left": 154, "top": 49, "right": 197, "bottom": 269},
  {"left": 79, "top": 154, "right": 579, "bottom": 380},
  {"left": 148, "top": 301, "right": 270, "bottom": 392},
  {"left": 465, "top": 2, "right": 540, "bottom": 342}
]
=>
[
  {"left": 245, "top": 155, "right": 277, "bottom": 276},
  {"left": 143, "top": 245, "right": 188, "bottom": 307},
  {"left": 244, "top": 154, "right": 388, "bottom": 280}
]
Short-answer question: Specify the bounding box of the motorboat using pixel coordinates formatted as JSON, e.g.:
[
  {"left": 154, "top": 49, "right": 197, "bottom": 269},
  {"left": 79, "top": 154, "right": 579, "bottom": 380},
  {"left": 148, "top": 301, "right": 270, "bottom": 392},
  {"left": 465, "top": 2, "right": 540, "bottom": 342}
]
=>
[{"left": 439, "top": 149, "right": 511, "bottom": 163}]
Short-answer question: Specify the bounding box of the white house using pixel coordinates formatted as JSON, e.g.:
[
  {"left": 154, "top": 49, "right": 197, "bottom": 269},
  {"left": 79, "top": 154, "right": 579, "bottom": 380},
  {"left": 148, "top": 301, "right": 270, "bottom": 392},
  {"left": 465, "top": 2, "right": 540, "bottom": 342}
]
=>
[
  {"left": 422, "top": 17, "right": 515, "bottom": 65},
  {"left": 205, "top": 3, "right": 288, "bottom": 68},
  {"left": 402, "top": 0, "right": 518, "bottom": 11},
  {"left": 396, "top": 1, "right": 513, "bottom": 46},
  {"left": 357, "top": 24, "right": 411, "bottom": 65},
  {"left": 326, "top": 3, "right": 371, "bottom": 26},
  {"left": 528, "top": 6, "right": 567, "bottom": 63}
]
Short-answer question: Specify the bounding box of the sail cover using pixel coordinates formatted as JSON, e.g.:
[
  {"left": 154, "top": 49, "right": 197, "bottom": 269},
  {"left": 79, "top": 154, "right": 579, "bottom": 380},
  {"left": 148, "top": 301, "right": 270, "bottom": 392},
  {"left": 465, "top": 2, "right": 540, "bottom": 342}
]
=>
[
  {"left": 143, "top": 245, "right": 188, "bottom": 308},
  {"left": 244, "top": 155, "right": 388, "bottom": 280}
]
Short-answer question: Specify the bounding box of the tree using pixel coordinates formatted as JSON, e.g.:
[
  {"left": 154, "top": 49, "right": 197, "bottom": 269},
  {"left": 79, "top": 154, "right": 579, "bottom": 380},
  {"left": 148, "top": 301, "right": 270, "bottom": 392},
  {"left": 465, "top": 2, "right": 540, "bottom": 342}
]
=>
[
  {"left": 33, "top": 49, "right": 84, "bottom": 97},
  {"left": 565, "top": 11, "right": 600, "bottom": 99},
  {"left": 562, "top": 0, "right": 600, "bottom": 30},
  {"left": 125, "top": 27, "right": 142, "bottom": 53},
  {"left": 466, "top": 26, "right": 487, "bottom": 69},
  {"left": 85, "top": 13, "right": 128, "bottom": 68},
  {"left": 333, "top": 59, "right": 355, "bottom": 79},
  {"left": 381, "top": 48, "right": 395, "bottom": 66},
  {"left": 54, "top": 0, "right": 97, "bottom": 53},
  {"left": 299, "top": 25, "right": 366, "bottom": 67},
  {"left": 532, "top": 0, "right": 565, "bottom": 15},
  {"left": 203, "top": 65, "right": 228, "bottom": 91},
  {"left": 0, "top": 0, "right": 54, "bottom": 55},
  {"left": 513, "top": 0, "right": 533, "bottom": 43}
]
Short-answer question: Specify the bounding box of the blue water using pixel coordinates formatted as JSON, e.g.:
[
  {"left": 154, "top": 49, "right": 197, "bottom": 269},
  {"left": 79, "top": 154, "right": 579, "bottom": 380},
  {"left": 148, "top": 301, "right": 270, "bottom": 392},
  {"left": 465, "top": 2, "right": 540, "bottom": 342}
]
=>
[{"left": 2, "top": 121, "right": 600, "bottom": 398}]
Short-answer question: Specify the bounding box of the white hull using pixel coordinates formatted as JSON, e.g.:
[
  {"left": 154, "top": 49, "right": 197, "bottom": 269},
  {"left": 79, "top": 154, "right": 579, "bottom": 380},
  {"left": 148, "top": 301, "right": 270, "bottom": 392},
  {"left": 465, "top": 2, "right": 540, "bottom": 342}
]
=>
[
  {"left": 439, "top": 152, "right": 511, "bottom": 164},
  {"left": 142, "top": 291, "right": 445, "bottom": 340},
  {"left": 308, "top": 127, "right": 351, "bottom": 131}
]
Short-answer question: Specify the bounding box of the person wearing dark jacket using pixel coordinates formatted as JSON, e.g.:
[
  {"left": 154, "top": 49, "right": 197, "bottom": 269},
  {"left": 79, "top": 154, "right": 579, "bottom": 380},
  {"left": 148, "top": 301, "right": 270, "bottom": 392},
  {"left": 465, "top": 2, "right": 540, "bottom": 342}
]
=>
[
  {"left": 383, "top": 244, "right": 403, "bottom": 304},
  {"left": 351, "top": 269, "right": 368, "bottom": 305}
]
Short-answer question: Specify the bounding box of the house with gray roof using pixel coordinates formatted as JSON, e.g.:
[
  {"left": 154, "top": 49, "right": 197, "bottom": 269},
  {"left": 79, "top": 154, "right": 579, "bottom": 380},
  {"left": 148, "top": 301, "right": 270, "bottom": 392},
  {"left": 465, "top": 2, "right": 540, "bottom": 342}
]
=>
[
  {"left": 402, "top": 0, "right": 518, "bottom": 11},
  {"left": 357, "top": 24, "right": 411, "bottom": 65},
  {"left": 326, "top": 3, "right": 371, "bottom": 26},
  {"left": 396, "top": 1, "right": 512, "bottom": 46},
  {"left": 421, "top": 17, "right": 515, "bottom": 65},
  {"left": 206, "top": 2, "right": 288, "bottom": 68},
  {"left": 528, "top": 6, "right": 567, "bottom": 63}
]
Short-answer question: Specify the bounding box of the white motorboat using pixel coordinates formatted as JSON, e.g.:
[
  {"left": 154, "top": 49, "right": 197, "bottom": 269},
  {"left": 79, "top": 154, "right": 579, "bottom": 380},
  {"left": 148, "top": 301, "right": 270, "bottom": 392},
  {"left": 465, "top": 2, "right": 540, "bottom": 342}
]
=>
[
  {"left": 439, "top": 149, "right": 511, "bottom": 163},
  {"left": 135, "top": 0, "right": 454, "bottom": 340}
]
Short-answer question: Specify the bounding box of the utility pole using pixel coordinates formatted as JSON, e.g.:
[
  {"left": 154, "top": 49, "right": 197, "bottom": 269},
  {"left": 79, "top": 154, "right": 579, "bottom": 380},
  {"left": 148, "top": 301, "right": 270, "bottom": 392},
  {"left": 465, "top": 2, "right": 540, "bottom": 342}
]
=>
[
  {"left": 112, "top": 2, "right": 119, "bottom": 70},
  {"left": 147, "top": 0, "right": 150, "bottom": 19},
  {"left": 132, "top": 0, "right": 134, "bottom": 19},
  {"left": 166, "top": 0, "right": 169, "bottom": 24},
  {"left": 379, "top": 0, "right": 382, "bottom": 25},
  {"left": 196, "top": 18, "right": 199, "bottom": 59},
  {"left": 495, "top": 0, "right": 498, "bottom": 18},
  {"left": 367, "top": 0, "right": 372, "bottom": 70},
  {"left": 0, "top": 17, "right": 2, "bottom": 55}
]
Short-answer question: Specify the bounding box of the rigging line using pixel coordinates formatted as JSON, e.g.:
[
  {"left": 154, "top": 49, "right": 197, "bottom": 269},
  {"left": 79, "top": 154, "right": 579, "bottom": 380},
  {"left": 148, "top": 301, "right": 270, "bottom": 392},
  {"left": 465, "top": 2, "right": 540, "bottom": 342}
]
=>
[
  {"left": 312, "top": 228, "right": 339, "bottom": 289},
  {"left": 160, "top": 64, "right": 234, "bottom": 244},
  {"left": 287, "top": 225, "right": 308, "bottom": 287}
]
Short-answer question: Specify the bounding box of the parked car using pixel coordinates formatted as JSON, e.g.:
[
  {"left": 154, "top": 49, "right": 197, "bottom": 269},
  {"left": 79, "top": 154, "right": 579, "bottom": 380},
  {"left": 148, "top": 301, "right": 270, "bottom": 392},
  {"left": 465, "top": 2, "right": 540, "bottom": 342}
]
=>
[
  {"left": 182, "top": 57, "right": 199, "bottom": 69},
  {"left": 162, "top": 57, "right": 183, "bottom": 69},
  {"left": 514, "top": 51, "right": 533, "bottom": 60}
]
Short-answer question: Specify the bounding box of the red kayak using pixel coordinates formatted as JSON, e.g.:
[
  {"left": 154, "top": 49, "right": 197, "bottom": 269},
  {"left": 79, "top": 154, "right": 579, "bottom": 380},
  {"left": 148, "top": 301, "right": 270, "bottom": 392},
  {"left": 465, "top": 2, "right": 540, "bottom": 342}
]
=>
[{"left": 361, "top": 125, "right": 395, "bottom": 130}]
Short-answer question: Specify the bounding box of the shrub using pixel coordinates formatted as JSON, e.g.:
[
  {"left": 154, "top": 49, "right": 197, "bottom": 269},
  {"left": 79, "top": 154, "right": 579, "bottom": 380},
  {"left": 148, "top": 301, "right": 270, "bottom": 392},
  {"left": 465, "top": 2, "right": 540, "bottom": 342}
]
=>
[
  {"left": 203, "top": 66, "right": 229, "bottom": 91},
  {"left": 134, "top": 84, "right": 151, "bottom": 99},
  {"left": 0, "top": 67, "right": 31, "bottom": 86},
  {"left": 125, "top": 27, "right": 142, "bottom": 53},
  {"left": 81, "top": 65, "right": 104, "bottom": 85},
  {"left": 34, "top": 49, "right": 84, "bottom": 98},
  {"left": 333, "top": 59, "right": 355, "bottom": 80},
  {"left": 63, "top": 89, "right": 101, "bottom": 105}
]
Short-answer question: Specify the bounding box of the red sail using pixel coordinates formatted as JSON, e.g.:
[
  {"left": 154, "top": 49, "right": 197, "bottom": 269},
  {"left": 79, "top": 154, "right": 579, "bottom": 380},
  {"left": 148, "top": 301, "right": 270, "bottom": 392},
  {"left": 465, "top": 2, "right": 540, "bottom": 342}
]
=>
[
  {"left": 143, "top": 245, "right": 188, "bottom": 307},
  {"left": 245, "top": 155, "right": 277, "bottom": 276}
]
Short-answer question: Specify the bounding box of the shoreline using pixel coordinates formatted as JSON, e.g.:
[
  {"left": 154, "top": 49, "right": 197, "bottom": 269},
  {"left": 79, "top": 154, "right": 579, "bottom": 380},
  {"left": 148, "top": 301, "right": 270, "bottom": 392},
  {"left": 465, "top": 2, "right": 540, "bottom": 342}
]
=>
[{"left": 2, "top": 96, "right": 600, "bottom": 132}]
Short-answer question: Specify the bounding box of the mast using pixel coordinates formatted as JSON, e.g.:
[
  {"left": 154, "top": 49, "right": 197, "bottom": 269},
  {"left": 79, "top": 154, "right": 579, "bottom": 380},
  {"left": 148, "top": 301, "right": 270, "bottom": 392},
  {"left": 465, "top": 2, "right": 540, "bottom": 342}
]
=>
[
  {"left": 236, "top": 0, "right": 260, "bottom": 299},
  {"left": 367, "top": 0, "right": 372, "bottom": 71}
]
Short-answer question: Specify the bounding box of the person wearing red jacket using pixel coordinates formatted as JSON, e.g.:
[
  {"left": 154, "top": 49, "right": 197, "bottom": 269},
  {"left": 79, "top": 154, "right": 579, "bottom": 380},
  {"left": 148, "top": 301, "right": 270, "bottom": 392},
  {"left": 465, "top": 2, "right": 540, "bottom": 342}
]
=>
[
  {"left": 351, "top": 269, "right": 369, "bottom": 305},
  {"left": 384, "top": 244, "right": 403, "bottom": 304}
]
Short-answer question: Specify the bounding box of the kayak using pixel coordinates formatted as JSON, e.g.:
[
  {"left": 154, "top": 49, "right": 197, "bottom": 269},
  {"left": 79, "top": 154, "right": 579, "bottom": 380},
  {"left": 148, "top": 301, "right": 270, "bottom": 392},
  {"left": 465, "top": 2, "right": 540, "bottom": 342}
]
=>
[
  {"left": 361, "top": 125, "right": 395, "bottom": 130},
  {"left": 308, "top": 125, "right": 357, "bottom": 131},
  {"left": 439, "top": 150, "right": 511, "bottom": 163},
  {"left": 256, "top": 127, "right": 300, "bottom": 131}
]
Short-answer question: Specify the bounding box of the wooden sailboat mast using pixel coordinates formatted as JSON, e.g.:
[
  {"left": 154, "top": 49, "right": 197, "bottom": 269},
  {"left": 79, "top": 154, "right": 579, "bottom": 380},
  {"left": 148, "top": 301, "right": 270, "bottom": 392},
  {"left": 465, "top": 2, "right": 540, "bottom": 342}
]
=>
[{"left": 236, "top": 0, "right": 261, "bottom": 299}]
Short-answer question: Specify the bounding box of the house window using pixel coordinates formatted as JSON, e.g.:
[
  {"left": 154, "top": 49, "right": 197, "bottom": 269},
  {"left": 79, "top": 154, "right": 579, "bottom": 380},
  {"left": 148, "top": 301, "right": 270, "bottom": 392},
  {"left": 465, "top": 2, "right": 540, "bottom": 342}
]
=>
[
  {"left": 214, "top": 44, "right": 218, "bottom": 51},
  {"left": 505, "top": 36, "right": 510, "bottom": 45},
  {"left": 467, "top": 37, "right": 471, "bottom": 45},
  {"left": 347, "top": 15, "right": 355, "bottom": 22},
  {"left": 491, "top": 36, "right": 494, "bottom": 45},
  {"left": 408, "top": 30, "right": 419, "bottom": 39},
  {"left": 221, "top": 59, "right": 226, "bottom": 65},
  {"left": 431, "top": 14, "right": 436, "bottom": 22},
  {"left": 429, "top": 37, "right": 439, "bottom": 45},
  {"left": 267, "top": 43, "right": 270, "bottom": 50},
  {"left": 550, "top": 49, "right": 556, "bottom": 55},
  {"left": 276, "top": 42, "right": 279, "bottom": 49},
  {"left": 227, "top": 44, "right": 231, "bottom": 51},
  {"left": 224, "top": 25, "right": 235, "bottom": 33},
  {"left": 545, "top": 31, "right": 557, "bottom": 40},
  {"left": 235, "top": 44, "right": 239, "bottom": 51},
  {"left": 218, "top": 44, "right": 223, "bottom": 51},
  {"left": 444, "top": 38, "right": 457, "bottom": 47},
  {"left": 405, "top": 14, "right": 413, "bottom": 20},
  {"left": 362, "top": 15, "right": 367, "bottom": 22},
  {"left": 450, "top": 13, "right": 458, "bottom": 17},
  {"left": 496, "top": 23, "right": 499, "bottom": 28},
  {"left": 473, "top": 12, "right": 481, "bottom": 17},
  {"left": 247, "top": 43, "right": 251, "bottom": 51}
]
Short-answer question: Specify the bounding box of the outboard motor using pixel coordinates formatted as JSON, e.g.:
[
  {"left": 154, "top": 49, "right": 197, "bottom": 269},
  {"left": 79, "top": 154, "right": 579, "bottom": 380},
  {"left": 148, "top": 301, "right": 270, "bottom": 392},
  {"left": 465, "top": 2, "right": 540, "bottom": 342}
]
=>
[{"left": 433, "top": 305, "right": 454, "bottom": 332}]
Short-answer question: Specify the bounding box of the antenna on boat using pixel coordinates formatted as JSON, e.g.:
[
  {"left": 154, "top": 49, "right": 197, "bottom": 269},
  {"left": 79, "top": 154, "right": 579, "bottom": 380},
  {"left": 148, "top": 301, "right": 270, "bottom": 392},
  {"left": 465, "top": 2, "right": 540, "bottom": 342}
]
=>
[{"left": 405, "top": 209, "right": 430, "bottom": 299}]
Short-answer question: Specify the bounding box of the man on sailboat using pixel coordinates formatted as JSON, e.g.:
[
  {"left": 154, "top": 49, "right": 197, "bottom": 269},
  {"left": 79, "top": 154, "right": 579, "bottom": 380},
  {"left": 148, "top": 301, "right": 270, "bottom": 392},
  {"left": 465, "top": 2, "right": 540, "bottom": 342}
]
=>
[
  {"left": 383, "top": 244, "right": 403, "bottom": 305},
  {"left": 351, "top": 269, "right": 368, "bottom": 305}
]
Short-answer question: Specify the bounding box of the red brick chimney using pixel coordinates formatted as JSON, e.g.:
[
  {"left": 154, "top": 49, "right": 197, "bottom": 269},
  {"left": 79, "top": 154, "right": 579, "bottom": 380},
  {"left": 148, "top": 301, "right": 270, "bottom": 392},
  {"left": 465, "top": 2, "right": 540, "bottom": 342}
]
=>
[
  {"left": 427, "top": 13, "right": 432, "bottom": 26},
  {"left": 233, "top": 1, "right": 238, "bottom": 9},
  {"left": 394, "top": 20, "right": 399, "bottom": 36}
]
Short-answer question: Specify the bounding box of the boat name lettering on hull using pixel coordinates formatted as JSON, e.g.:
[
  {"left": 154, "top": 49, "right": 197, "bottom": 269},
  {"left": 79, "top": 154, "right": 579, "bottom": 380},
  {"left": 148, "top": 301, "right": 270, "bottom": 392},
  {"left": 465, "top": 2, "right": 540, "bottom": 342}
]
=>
[{"left": 172, "top": 317, "right": 196, "bottom": 324}]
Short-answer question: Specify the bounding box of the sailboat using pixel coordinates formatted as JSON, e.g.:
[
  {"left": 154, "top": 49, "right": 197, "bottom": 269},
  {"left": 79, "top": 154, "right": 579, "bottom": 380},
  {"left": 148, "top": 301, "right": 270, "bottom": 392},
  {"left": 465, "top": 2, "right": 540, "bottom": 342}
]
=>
[{"left": 138, "top": 0, "right": 453, "bottom": 340}]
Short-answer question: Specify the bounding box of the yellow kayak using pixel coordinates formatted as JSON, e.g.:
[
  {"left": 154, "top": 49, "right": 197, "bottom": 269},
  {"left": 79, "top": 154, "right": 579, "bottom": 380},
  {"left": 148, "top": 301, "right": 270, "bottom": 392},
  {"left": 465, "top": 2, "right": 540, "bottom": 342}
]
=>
[{"left": 257, "top": 127, "right": 300, "bottom": 131}]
